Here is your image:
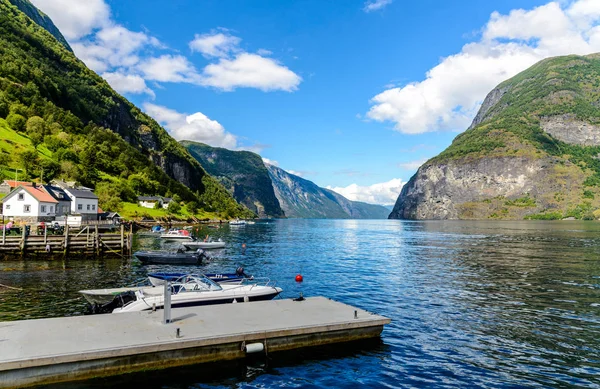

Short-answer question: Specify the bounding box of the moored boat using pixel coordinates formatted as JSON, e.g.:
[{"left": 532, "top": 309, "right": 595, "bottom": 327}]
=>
[
  {"left": 134, "top": 249, "right": 208, "bottom": 265},
  {"left": 160, "top": 229, "right": 194, "bottom": 240},
  {"left": 80, "top": 274, "right": 282, "bottom": 313},
  {"left": 148, "top": 268, "right": 252, "bottom": 286},
  {"left": 183, "top": 240, "right": 225, "bottom": 250}
]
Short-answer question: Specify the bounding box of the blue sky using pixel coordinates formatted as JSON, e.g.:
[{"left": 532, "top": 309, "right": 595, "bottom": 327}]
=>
[{"left": 30, "top": 0, "right": 600, "bottom": 205}]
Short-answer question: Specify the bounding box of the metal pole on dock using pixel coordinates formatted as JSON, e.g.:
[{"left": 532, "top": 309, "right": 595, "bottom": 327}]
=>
[{"left": 163, "top": 282, "right": 171, "bottom": 324}]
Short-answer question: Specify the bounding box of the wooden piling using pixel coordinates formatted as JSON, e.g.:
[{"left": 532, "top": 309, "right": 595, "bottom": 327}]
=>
[{"left": 63, "top": 224, "right": 69, "bottom": 256}]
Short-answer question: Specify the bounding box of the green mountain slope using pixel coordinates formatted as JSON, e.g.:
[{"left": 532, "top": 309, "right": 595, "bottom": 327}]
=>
[
  {"left": 182, "top": 141, "right": 284, "bottom": 218},
  {"left": 8, "top": 0, "right": 72, "bottom": 52},
  {"left": 0, "top": 0, "right": 251, "bottom": 218},
  {"left": 267, "top": 164, "right": 389, "bottom": 219},
  {"left": 390, "top": 53, "right": 600, "bottom": 220}
]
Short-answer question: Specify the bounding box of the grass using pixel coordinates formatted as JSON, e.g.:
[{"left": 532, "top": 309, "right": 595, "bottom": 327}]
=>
[
  {"left": 118, "top": 202, "right": 220, "bottom": 221},
  {"left": 0, "top": 119, "right": 53, "bottom": 167}
]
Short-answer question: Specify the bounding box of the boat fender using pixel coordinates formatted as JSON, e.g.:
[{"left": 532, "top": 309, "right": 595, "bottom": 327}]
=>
[
  {"left": 243, "top": 295, "right": 249, "bottom": 303},
  {"left": 244, "top": 342, "right": 264, "bottom": 354}
]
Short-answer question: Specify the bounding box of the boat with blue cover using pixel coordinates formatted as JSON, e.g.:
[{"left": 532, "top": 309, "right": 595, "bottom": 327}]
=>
[{"left": 148, "top": 268, "right": 252, "bottom": 286}]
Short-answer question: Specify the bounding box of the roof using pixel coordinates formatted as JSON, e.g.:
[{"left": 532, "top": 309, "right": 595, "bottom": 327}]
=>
[
  {"left": 41, "top": 185, "right": 71, "bottom": 202},
  {"left": 162, "top": 197, "right": 173, "bottom": 202},
  {"left": 3, "top": 180, "right": 34, "bottom": 188},
  {"left": 138, "top": 196, "right": 163, "bottom": 201},
  {"left": 64, "top": 188, "right": 98, "bottom": 199},
  {"left": 4, "top": 185, "right": 58, "bottom": 203}
]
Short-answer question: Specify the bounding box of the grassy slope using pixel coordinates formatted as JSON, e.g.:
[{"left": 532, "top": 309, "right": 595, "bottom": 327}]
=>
[{"left": 423, "top": 54, "right": 600, "bottom": 219}]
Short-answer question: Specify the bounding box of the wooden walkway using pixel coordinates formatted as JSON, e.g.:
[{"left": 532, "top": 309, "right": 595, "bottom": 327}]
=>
[
  {"left": 0, "top": 224, "right": 132, "bottom": 257},
  {"left": 0, "top": 297, "right": 390, "bottom": 388}
]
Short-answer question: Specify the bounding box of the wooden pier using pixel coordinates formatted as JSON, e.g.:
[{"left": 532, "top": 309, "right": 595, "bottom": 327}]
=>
[
  {"left": 0, "top": 224, "right": 132, "bottom": 257},
  {"left": 0, "top": 297, "right": 390, "bottom": 388}
]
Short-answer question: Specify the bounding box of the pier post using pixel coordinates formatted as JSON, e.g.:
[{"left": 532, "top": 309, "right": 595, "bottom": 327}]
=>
[
  {"left": 163, "top": 282, "right": 172, "bottom": 324},
  {"left": 43, "top": 223, "right": 47, "bottom": 245},
  {"left": 95, "top": 225, "right": 99, "bottom": 256},
  {"left": 63, "top": 223, "right": 69, "bottom": 255},
  {"left": 120, "top": 223, "right": 124, "bottom": 254},
  {"left": 2, "top": 222, "right": 4, "bottom": 245},
  {"left": 20, "top": 225, "right": 26, "bottom": 254}
]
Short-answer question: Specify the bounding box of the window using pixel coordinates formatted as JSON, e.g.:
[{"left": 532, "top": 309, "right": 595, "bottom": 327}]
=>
[
  {"left": 41, "top": 205, "right": 46, "bottom": 213},
  {"left": 92, "top": 205, "right": 96, "bottom": 210},
  {"left": 50, "top": 206, "right": 54, "bottom": 213},
  {"left": 87, "top": 204, "right": 90, "bottom": 211},
  {"left": 24, "top": 205, "right": 30, "bottom": 213},
  {"left": 78, "top": 204, "right": 82, "bottom": 211},
  {"left": 5, "top": 205, "right": 10, "bottom": 210},
  {"left": 18, "top": 193, "right": 24, "bottom": 201}
]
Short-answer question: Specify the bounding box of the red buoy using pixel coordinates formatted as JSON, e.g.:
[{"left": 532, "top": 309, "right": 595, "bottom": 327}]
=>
[{"left": 295, "top": 274, "right": 303, "bottom": 282}]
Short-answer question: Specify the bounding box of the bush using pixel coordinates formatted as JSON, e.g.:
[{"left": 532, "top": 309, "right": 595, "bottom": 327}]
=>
[{"left": 6, "top": 113, "right": 26, "bottom": 132}]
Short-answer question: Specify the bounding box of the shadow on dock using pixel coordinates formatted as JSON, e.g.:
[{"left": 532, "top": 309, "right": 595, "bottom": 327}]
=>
[{"left": 35, "top": 338, "right": 389, "bottom": 389}]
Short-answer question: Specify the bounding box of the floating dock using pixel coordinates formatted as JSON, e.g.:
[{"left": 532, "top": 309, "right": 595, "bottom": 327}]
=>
[{"left": 0, "top": 297, "right": 389, "bottom": 388}]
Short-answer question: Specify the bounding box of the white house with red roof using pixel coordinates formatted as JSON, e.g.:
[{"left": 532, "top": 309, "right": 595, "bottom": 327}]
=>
[{"left": 2, "top": 185, "right": 58, "bottom": 223}]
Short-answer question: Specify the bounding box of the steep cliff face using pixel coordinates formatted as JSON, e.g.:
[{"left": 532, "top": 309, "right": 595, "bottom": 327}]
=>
[
  {"left": 182, "top": 141, "right": 285, "bottom": 218},
  {"left": 267, "top": 164, "right": 389, "bottom": 219},
  {"left": 8, "top": 0, "right": 72, "bottom": 52},
  {"left": 0, "top": 0, "right": 250, "bottom": 216},
  {"left": 390, "top": 54, "right": 600, "bottom": 220}
]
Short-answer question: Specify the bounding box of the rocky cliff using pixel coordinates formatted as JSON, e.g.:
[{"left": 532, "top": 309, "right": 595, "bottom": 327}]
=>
[
  {"left": 267, "top": 164, "right": 389, "bottom": 219},
  {"left": 182, "top": 141, "right": 285, "bottom": 218},
  {"left": 390, "top": 54, "right": 600, "bottom": 220}
]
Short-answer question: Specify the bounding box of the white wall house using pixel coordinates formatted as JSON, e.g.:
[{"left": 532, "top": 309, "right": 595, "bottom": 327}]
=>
[
  {"left": 63, "top": 188, "right": 99, "bottom": 221},
  {"left": 138, "top": 196, "right": 163, "bottom": 209},
  {"left": 2, "top": 185, "right": 58, "bottom": 223}
]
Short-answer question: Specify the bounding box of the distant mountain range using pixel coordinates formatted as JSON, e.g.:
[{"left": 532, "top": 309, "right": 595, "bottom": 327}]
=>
[{"left": 183, "top": 141, "right": 390, "bottom": 219}]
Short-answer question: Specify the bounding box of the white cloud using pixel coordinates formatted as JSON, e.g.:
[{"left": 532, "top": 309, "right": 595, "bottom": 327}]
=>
[
  {"left": 189, "top": 32, "right": 241, "bottom": 58},
  {"left": 262, "top": 158, "right": 279, "bottom": 166},
  {"left": 30, "top": 0, "right": 110, "bottom": 40},
  {"left": 143, "top": 103, "right": 238, "bottom": 149},
  {"left": 101, "top": 71, "right": 155, "bottom": 98},
  {"left": 200, "top": 53, "right": 301, "bottom": 91},
  {"left": 138, "top": 55, "right": 202, "bottom": 83},
  {"left": 288, "top": 170, "right": 304, "bottom": 177},
  {"left": 367, "top": 0, "right": 600, "bottom": 134},
  {"left": 398, "top": 159, "right": 428, "bottom": 170},
  {"left": 363, "top": 0, "right": 393, "bottom": 13},
  {"left": 328, "top": 178, "right": 404, "bottom": 205}
]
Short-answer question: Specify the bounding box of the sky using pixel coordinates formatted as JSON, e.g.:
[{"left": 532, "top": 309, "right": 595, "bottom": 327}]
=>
[{"left": 28, "top": 0, "right": 600, "bottom": 205}]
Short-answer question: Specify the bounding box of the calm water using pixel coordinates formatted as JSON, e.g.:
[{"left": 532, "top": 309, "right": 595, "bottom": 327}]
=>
[{"left": 1, "top": 219, "right": 600, "bottom": 388}]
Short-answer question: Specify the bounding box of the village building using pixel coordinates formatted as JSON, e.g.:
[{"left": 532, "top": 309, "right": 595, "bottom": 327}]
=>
[
  {"left": 0, "top": 180, "right": 34, "bottom": 194},
  {"left": 41, "top": 185, "right": 71, "bottom": 216},
  {"left": 61, "top": 188, "right": 99, "bottom": 221},
  {"left": 138, "top": 196, "right": 163, "bottom": 209},
  {"left": 2, "top": 185, "right": 58, "bottom": 223}
]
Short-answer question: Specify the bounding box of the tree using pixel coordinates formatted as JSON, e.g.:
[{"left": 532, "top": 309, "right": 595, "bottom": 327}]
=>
[
  {"left": 18, "top": 150, "right": 38, "bottom": 176},
  {"left": 186, "top": 201, "right": 199, "bottom": 215},
  {"left": 6, "top": 113, "right": 26, "bottom": 132},
  {"left": 26, "top": 116, "right": 46, "bottom": 136},
  {"left": 39, "top": 159, "right": 60, "bottom": 183},
  {"left": 167, "top": 201, "right": 181, "bottom": 214},
  {"left": 0, "top": 153, "right": 10, "bottom": 167}
]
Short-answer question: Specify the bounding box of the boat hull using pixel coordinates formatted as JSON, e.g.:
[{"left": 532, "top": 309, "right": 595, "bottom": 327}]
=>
[
  {"left": 183, "top": 241, "right": 225, "bottom": 250},
  {"left": 148, "top": 272, "right": 249, "bottom": 286}
]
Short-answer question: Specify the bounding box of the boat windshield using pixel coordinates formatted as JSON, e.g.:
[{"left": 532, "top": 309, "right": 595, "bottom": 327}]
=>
[{"left": 175, "top": 275, "right": 222, "bottom": 291}]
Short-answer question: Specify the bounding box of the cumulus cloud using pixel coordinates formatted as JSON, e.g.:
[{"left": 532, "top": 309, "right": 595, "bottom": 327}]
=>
[
  {"left": 327, "top": 178, "right": 404, "bottom": 206},
  {"left": 363, "top": 0, "right": 393, "bottom": 13},
  {"left": 101, "top": 72, "right": 155, "bottom": 97},
  {"left": 143, "top": 103, "right": 238, "bottom": 149},
  {"left": 201, "top": 53, "right": 301, "bottom": 91},
  {"left": 30, "top": 0, "right": 110, "bottom": 40},
  {"left": 189, "top": 32, "right": 241, "bottom": 58},
  {"left": 138, "top": 55, "right": 202, "bottom": 83},
  {"left": 367, "top": 1, "right": 600, "bottom": 134}
]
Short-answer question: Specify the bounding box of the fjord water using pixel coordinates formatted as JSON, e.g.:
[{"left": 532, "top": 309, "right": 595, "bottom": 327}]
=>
[{"left": 1, "top": 220, "right": 600, "bottom": 388}]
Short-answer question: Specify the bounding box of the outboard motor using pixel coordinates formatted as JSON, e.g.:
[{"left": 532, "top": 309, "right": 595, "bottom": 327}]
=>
[{"left": 236, "top": 267, "right": 246, "bottom": 277}]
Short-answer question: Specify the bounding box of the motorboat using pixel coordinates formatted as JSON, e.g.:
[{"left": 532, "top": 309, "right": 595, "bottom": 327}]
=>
[
  {"left": 80, "top": 274, "right": 282, "bottom": 313},
  {"left": 183, "top": 239, "right": 225, "bottom": 250},
  {"left": 160, "top": 229, "right": 193, "bottom": 240},
  {"left": 137, "top": 225, "right": 166, "bottom": 237},
  {"left": 228, "top": 219, "right": 246, "bottom": 225},
  {"left": 134, "top": 249, "right": 208, "bottom": 265},
  {"left": 148, "top": 268, "right": 252, "bottom": 286}
]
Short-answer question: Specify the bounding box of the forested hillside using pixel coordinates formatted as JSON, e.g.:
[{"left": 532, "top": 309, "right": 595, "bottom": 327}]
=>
[{"left": 0, "top": 0, "right": 252, "bottom": 219}]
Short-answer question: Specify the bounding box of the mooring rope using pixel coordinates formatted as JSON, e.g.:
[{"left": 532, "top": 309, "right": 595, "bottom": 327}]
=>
[{"left": 0, "top": 283, "right": 22, "bottom": 290}]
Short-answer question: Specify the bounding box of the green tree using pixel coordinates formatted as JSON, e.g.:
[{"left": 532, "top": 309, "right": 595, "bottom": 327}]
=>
[
  {"left": 18, "top": 150, "right": 38, "bottom": 175},
  {"left": 39, "top": 159, "right": 60, "bottom": 183},
  {"left": 0, "top": 153, "right": 10, "bottom": 167},
  {"left": 6, "top": 113, "right": 26, "bottom": 132},
  {"left": 186, "top": 201, "right": 199, "bottom": 215},
  {"left": 26, "top": 116, "right": 46, "bottom": 136},
  {"left": 167, "top": 201, "right": 181, "bottom": 214}
]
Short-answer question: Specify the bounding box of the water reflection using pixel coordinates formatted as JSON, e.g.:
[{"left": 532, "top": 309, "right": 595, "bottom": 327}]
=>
[{"left": 2, "top": 220, "right": 600, "bottom": 388}]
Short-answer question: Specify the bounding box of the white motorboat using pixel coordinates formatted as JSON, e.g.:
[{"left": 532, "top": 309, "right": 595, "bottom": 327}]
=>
[
  {"left": 80, "top": 274, "right": 282, "bottom": 313},
  {"left": 183, "top": 239, "right": 225, "bottom": 250},
  {"left": 160, "top": 229, "right": 193, "bottom": 240},
  {"left": 228, "top": 219, "right": 246, "bottom": 225}
]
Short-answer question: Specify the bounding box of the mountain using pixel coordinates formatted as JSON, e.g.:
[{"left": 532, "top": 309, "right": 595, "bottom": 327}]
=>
[
  {"left": 8, "top": 0, "right": 72, "bottom": 52},
  {"left": 390, "top": 53, "right": 600, "bottom": 220},
  {"left": 0, "top": 0, "right": 251, "bottom": 218},
  {"left": 266, "top": 164, "right": 389, "bottom": 219},
  {"left": 182, "top": 141, "right": 285, "bottom": 218}
]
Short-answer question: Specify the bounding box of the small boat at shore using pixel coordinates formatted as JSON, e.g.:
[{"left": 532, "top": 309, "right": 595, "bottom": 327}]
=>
[
  {"left": 148, "top": 269, "right": 252, "bottom": 286},
  {"left": 80, "top": 274, "right": 282, "bottom": 313},
  {"left": 228, "top": 219, "right": 246, "bottom": 226},
  {"left": 160, "top": 229, "right": 193, "bottom": 240},
  {"left": 183, "top": 240, "right": 225, "bottom": 250},
  {"left": 134, "top": 249, "right": 208, "bottom": 265}
]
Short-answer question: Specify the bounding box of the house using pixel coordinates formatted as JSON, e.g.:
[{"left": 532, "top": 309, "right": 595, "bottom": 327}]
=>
[
  {"left": 0, "top": 180, "right": 34, "bottom": 194},
  {"left": 62, "top": 188, "right": 99, "bottom": 221},
  {"left": 41, "top": 185, "right": 71, "bottom": 216},
  {"left": 138, "top": 196, "right": 164, "bottom": 209},
  {"left": 2, "top": 185, "right": 58, "bottom": 223},
  {"left": 162, "top": 197, "right": 173, "bottom": 209}
]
